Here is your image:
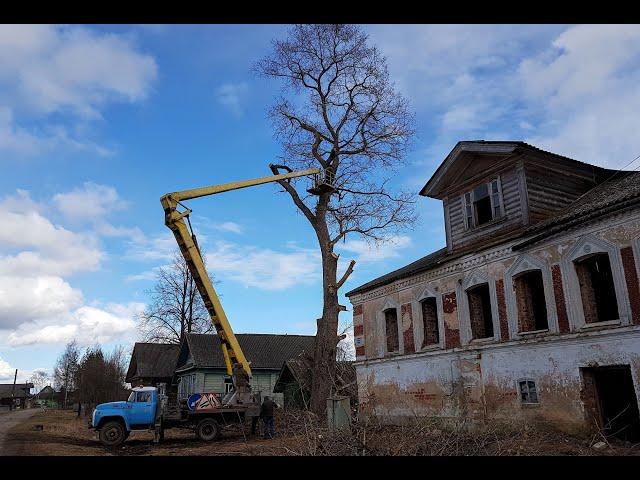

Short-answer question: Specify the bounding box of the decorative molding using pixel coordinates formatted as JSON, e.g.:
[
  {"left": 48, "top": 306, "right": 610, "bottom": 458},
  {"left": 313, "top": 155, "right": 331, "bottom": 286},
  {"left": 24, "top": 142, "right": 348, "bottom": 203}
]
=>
[
  {"left": 560, "top": 234, "right": 632, "bottom": 329},
  {"left": 504, "top": 253, "right": 559, "bottom": 339},
  {"left": 414, "top": 285, "right": 446, "bottom": 351},
  {"left": 456, "top": 269, "right": 501, "bottom": 345}
]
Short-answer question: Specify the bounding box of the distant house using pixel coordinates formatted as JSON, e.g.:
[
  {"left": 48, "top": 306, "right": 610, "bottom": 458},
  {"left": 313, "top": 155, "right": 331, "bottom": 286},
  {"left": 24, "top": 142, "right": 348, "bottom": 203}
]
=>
[
  {"left": 174, "top": 333, "right": 315, "bottom": 405},
  {"left": 125, "top": 343, "right": 181, "bottom": 387},
  {"left": 273, "top": 353, "right": 357, "bottom": 409},
  {"left": 0, "top": 383, "right": 33, "bottom": 409}
]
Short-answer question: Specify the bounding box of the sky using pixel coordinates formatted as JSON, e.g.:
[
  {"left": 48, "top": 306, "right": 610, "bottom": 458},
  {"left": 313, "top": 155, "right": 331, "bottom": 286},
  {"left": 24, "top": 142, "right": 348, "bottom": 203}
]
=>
[{"left": 1, "top": 24, "right": 640, "bottom": 385}]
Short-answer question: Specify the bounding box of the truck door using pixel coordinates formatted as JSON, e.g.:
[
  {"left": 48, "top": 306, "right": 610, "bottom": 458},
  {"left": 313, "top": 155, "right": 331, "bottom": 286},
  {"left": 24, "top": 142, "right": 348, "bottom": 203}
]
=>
[{"left": 130, "top": 391, "right": 155, "bottom": 426}]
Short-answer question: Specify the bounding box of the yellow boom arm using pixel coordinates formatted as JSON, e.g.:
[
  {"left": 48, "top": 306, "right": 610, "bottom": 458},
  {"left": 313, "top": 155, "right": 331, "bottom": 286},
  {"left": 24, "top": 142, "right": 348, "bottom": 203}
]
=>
[{"left": 160, "top": 167, "right": 319, "bottom": 378}]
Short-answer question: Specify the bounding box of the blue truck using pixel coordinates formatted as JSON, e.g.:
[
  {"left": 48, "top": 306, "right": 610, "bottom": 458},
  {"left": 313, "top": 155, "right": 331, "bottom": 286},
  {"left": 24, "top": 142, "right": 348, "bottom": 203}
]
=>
[{"left": 89, "top": 385, "right": 259, "bottom": 447}]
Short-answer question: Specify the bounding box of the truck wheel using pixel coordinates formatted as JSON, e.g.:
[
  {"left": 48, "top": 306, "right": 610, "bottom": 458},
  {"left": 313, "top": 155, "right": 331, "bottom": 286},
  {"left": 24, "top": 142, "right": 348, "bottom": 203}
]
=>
[
  {"left": 196, "top": 418, "right": 220, "bottom": 441},
  {"left": 99, "top": 421, "right": 126, "bottom": 447}
]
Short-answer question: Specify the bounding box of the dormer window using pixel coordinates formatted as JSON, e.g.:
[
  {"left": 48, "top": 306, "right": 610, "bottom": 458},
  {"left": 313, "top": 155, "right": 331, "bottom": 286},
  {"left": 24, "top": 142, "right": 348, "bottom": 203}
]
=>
[{"left": 463, "top": 178, "right": 503, "bottom": 229}]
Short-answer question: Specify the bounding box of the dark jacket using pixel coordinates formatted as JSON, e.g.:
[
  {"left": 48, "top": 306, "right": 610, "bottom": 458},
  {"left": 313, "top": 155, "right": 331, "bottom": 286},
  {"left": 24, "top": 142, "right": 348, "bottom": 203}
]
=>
[{"left": 260, "top": 398, "right": 278, "bottom": 417}]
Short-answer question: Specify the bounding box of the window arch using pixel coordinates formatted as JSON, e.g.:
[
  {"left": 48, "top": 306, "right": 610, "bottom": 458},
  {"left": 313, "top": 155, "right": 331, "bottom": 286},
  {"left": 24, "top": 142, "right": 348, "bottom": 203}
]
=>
[
  {"left": 560, "top": 235, "right": 631, "bottom": 328},
  {"left": 417, "top": 286, "right": 444, "bottom": 349},
  {"left": 458, "top": 270, "right": 500, "bottom": 344},
  {"left": 504, "top": 254, "right": 558, "bottom": 338}
]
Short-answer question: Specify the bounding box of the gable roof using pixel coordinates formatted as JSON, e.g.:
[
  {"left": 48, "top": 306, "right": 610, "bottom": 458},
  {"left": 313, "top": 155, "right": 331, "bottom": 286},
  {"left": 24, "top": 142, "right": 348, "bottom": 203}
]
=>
[
  {"left": 419, "top": 141, "right": 613, "bottom": 199},
  {"left": 126, "top": 343, "right": 181, "bottom": 383},
  {"left": 273, "top": 352, "right": 356, "bottom": 396},
  {"left": 176, "top": 333, "right": 316, "bottom": 372},
  {"left": 0, "top": 383, "right": 33, "bottom": 398}
]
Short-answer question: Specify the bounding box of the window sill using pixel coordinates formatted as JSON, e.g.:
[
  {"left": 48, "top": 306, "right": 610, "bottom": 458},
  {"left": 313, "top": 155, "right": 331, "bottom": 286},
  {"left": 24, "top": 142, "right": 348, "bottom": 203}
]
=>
[
  {"left": 469, "top": 337, "right": 495, "bottom": 345},
  {"left": 521, "top": 402, "right": 540, "bottom": 408},
  {"left": 580, "top": 320, "right": 621, "bottom": 330},
  {"left": 517, "top": 329, "right": 550, "bottom": 337},
  {"left": 419, "top": 343, "right": 442, "bottom": 352},
  {"left": 466, "top": 215, "right": 507, "bottom": 232},
  {"left": 385, "top": 351, "right": 402, "bottom": 357}
]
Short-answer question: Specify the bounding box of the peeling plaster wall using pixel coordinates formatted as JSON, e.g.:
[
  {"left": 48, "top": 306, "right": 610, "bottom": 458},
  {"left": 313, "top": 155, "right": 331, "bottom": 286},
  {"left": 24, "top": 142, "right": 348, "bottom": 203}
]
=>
[{"left": 351, "top": 210, "right": 640, "bottom": 432}]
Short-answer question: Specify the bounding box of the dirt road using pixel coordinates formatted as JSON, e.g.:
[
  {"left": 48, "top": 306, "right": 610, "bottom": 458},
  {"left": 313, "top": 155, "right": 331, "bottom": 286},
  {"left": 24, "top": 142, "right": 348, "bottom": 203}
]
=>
[{"left": 0, "top": 409, "right": 38, "bottom": 455}]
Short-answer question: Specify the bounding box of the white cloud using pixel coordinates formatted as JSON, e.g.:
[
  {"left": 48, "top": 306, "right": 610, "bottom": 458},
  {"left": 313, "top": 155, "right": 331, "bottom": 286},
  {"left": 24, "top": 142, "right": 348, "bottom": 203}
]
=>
[
  {"left": 369, "top": 24, "right": 640, "bottom": 169},
  {"left": 337, "top": 235, "right": 412, "bottom": 263},
  {"left": 215, "top": 82, "right": 249, "bottom": 118},
  {"left": 0, "top": 193, "right": 103, "bottom": 277},
  {"left": 0, "top": 355, "right": 15, "bottom": 382},
  {"left": 6, "top": 302, "right": 144, "bottom": 347},
  {"left": 519, "top": 24, "right": 640, "bottom": 167},
  {"left": 215, "top": 221, "right": 244, "bottom": 234},
  {"left": 53, "top": 182, "right": 129, "bottom": 222},
  {"left": 0, "top": 25, "right": 157, "bottom": 117},
  {"left": 0, "top": 25, "right": 157, "bottom": 157},
  {"left": 0, "top": 275, "right": 83, "bottom": 328},
  {"left": 204, "top": 241, "right": 321, "bottom": 291}
]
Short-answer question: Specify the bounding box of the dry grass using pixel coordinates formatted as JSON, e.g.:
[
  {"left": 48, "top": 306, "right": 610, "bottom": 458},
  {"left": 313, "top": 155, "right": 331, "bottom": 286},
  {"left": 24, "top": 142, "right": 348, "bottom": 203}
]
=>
[{"left": 5, "top": 408, "right": 640, "bottom": 456}]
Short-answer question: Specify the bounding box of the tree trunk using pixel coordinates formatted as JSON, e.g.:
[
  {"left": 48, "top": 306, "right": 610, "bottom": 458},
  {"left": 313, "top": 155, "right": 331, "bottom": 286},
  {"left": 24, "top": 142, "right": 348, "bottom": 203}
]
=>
[{"left": 309, "top": 210, "right": 340, "bottom": 415}]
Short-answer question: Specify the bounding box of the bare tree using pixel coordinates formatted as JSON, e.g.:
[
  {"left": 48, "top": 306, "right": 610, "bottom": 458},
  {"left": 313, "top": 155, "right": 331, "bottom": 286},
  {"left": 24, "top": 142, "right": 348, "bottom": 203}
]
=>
[
  {"left": 255, "top": 24, "right": 415, "bottom": 414},
  {"left": 138, "top": 250, "right": 212, "bottom": 344},
  {"left": 53, "top": 340, "right": 80, "bottom": 407},
  {"left": 29, "top": 369, "right": 50, "bottom": 395}
]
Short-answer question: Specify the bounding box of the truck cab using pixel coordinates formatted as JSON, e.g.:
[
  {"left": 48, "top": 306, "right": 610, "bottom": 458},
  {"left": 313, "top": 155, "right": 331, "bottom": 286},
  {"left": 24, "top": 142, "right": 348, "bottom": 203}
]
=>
[{"left": 90, "top": 386, "right": 160, "bottom": 446}]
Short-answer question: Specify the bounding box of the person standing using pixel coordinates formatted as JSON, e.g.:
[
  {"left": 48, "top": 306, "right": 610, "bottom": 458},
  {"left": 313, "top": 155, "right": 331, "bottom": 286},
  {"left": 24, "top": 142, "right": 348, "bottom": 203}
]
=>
[{"left": 260, "top": 396, "right": 279, "bottom": 439}]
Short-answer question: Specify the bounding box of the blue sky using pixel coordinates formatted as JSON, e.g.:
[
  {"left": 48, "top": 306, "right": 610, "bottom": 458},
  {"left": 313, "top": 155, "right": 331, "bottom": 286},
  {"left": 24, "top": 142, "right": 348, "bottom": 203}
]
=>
[{"left": 1, "top": 24, "right": 640, "bottom": 384}]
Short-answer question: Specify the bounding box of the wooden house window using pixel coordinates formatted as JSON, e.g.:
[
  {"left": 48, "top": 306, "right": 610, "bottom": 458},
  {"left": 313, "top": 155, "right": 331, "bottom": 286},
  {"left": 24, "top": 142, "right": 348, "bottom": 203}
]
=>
[
  {"left": 421, "top": 297, "right": 440, "bottom": 346},
  {"left": 463, "top": 177, "right": 503, "bottom": 229},
  {"left": 384, "top": 308, "right": 399, "bottom": 353}
]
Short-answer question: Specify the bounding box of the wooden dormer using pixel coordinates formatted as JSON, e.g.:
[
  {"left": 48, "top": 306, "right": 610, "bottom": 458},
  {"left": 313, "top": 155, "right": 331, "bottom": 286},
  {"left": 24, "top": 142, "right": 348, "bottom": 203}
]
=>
[{"left": 420, "top": 141, "right": 614, "bottom": 253}]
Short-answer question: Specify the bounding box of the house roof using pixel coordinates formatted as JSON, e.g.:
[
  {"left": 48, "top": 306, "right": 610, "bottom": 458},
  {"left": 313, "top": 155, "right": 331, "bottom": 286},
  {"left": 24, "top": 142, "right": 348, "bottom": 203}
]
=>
[
  {"left": 347, "top": 142, "right": 640, "bottom": 298},
  {"left": 125, "top": 343, "right": 181, "bottom": 383},
  {"left": 419, "top": 140, "right": 613, "bottom": 199},
  {"left": 176, "top": 333, "right": 316, "bottom": 372},
  {"left": 514, "top": 170, "right": 640, "bottom": 250},
  {"left": 273, "top": 352, "right": 356, "bottom": 397},
  {"left": 0, "top": 383, "right": 33, "bottom": 398}
]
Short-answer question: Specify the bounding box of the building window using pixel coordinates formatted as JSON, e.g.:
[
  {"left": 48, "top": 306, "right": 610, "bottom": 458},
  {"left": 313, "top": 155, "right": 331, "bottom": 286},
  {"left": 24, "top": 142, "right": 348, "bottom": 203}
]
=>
[
  {"left": 385, "top": 308, "right": 399, "bottom": 353},
  {"left": 518, "top": 379, "right": 539, "bottom": 404},
  {"left": 513, "top": 270, "right": 548, "bottom": 332},
  {"left": 574, "top": 253, "right": 619, "bottom": 323},
  {"left": 224, "top": 377, "right": 234, "bottom": 394},
  {"left": 463, "top": 178, "right": 503, "bottom": 229},
  {"left": 421, "top": 297, "right": 440, "bottom": 346},
  {"left": 467, "top": 283, "right": 494, "bottom": 339}
]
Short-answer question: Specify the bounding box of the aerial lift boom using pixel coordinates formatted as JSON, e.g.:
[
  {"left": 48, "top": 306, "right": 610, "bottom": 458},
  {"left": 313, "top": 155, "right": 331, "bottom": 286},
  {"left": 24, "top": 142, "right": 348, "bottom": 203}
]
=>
[{"left": 160, "top": 165, "right": 320, "bottom": 405}]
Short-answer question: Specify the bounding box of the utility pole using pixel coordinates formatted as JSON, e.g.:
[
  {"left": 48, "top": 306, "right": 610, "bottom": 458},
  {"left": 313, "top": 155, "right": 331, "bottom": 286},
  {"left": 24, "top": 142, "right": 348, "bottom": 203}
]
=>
[{"left": 10, "top": 369, "right": 17, "bottom": 411}]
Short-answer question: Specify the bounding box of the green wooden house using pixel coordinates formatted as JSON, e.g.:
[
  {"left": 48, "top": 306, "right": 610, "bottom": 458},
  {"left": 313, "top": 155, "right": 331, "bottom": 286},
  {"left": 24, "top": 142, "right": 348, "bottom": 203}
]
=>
[{"left": 173, "top": 333, "right": 315, "bottom": 405}]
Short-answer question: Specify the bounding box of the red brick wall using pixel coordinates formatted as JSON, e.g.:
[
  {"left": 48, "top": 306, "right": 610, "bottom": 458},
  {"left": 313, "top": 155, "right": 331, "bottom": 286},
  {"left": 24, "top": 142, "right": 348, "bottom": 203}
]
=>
[
  {"left": 443, "top": 292, "right": 461, "bottom": 349},
  {"left": 353, "top": 304, "right": 363, "bottom": 316},
  {"left": 401, "top": 303, "right": 415, "bottom": 353},
  {"left": 495, "top": 279, "right": 510, "bottom": 341},
  {"left": 621, "top": 246, "right": 640, "bottom": 325},
  {"left": 551, "top": 264, "right": 570, "bottom": 333}
]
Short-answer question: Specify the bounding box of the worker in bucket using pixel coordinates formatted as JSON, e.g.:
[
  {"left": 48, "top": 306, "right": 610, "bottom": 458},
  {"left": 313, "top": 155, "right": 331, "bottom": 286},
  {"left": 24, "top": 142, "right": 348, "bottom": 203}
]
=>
[{"left": 260, "top": 396, "right": 280, "bottom": 439}]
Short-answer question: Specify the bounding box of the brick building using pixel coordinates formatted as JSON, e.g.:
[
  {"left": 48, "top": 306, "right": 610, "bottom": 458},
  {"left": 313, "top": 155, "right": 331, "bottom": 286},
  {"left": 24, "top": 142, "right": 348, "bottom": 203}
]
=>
[{"left": 346, "top": 141, "right": 640, "bottom": 440}]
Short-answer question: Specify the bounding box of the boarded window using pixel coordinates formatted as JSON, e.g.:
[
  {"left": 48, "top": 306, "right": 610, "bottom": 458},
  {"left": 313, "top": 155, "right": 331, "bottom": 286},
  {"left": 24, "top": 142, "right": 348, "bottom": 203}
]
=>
[
  {"left": 385, "top": 308, "right": 399, "bottom": 353},
  {"left": 467, "top": 283, "right": 494, "bottom": 339},
  {"left": 514, "top": 270, "right": 549, "bottom": 332},
  {"left": 574, "top": 253, "right": 619, "bottom": 323},
  {"left": 518, "top": 379, "right": 539, "bottom": 404},
  {"left": 421, "top": 297, "right": 440, "bottom": 346}
]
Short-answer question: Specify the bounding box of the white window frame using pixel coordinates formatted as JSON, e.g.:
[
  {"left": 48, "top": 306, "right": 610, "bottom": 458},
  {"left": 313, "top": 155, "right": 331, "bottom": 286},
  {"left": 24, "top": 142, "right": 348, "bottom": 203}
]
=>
[
  {"left": 517, "top": 378, "right": 540, "bottom": 405},
  {"left": 560, "top": 235, "right": 631, "bottom": 329},
  {"left": 461, "top": 176, "right": 504, "bottom": 230},
  {"left": 415, "top": 286, "right": 445, "bottom": 350},
  {"left": 457, "top": 270, "right": 501, "bottom": 344},
  {"left": 377, "top": 298, "right": 403, "bottom": 356},
  {"left": 504, "top": 254, "right": 558, "bottom": 339}
]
